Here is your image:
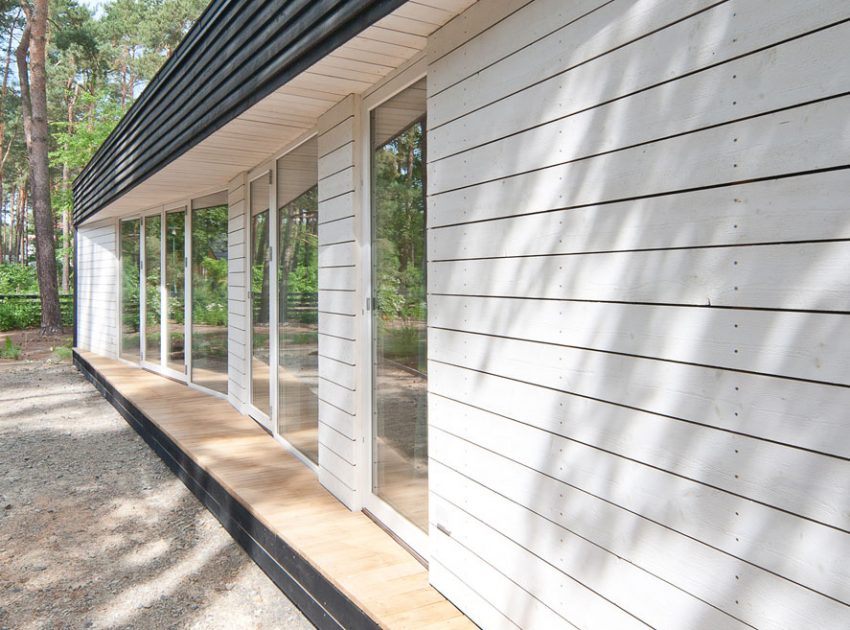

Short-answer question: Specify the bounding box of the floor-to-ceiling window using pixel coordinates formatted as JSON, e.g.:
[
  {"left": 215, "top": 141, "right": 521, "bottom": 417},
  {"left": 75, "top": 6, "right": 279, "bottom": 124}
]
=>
[
  {"left": 250, "top": 176, "right": 272, "bottom": 418},
  {"left": 120, "top": 218, "right": 141, "bottom": 362},
  {"left": 143, "top": 215, "right": 162, "bottom": 365},
  {"left": 277, "top": 137, "right": 319, "bottom": 463},
  {"left": 191, "top": 198, "right": 229, "bottom": 394},
  {"left": 165, "top": 209, "right": 186, "bottom": 374},
  {"left": 370, "top": 78, "right": 428, "bottom": 531}
]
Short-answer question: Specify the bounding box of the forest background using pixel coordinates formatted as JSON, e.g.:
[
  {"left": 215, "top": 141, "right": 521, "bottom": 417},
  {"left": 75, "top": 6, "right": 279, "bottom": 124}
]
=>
[{"left": 0, "top": 0, "right": 205, "bottom": 331}]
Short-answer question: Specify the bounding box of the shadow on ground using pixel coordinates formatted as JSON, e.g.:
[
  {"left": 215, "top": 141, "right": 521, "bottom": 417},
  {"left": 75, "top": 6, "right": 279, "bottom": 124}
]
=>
[{"left": 0, "top": 361, "right": 314, "bottom": 630}]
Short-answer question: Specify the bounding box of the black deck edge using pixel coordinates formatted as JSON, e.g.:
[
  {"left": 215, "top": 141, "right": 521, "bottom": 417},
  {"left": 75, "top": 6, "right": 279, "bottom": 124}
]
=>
[{"left": 73, "top": 350, "right": 380, "bottom": 630}]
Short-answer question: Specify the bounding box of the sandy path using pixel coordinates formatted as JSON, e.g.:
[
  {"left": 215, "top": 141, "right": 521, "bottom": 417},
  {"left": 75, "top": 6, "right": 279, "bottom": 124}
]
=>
[{"left": 0, "top": 359, "right": 314, "bottom": 630}]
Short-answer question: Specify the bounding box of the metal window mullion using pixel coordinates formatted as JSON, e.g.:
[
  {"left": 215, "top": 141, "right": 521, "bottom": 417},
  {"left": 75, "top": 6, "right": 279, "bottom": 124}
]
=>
[
  {"left": 139, "top": 218, "right": 145, "bottom": 364},
  {"left": 160, "top": 210, "right": 167, "bottom": 370},
  {"left": 185, "top": 206, "right": 193, "bottom": 379},
  {"left": 270, "top": 168, "right": 280, "bottom": 437}
]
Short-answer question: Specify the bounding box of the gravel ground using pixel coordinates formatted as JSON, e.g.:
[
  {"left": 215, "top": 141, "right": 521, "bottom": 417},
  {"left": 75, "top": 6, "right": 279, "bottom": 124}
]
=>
[{"left": 0, "top": 358, "right": 315, "bottom": 630}]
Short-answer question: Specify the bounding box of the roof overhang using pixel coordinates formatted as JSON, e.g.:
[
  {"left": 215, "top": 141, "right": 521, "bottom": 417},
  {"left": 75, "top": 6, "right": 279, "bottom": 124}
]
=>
[{"left": 73, "top": 0, "right": 472, "bottom": 225}]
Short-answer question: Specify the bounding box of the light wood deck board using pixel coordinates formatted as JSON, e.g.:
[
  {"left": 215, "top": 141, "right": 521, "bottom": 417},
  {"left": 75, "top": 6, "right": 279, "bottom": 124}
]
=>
[{"left": 76, "top": 350, "right": 473, "bottom": 629}]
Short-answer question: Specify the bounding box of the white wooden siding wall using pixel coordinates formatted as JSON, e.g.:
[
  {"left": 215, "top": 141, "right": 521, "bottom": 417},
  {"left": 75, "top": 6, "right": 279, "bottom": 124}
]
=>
[
  {"left": 426, "top": 0, "right": 850, "bottom": 628},
  {"left": 76, "top": 219, "right": 117, "bottom": 357},
  {"left": 227, "top": 176, "right": 248, "bottom": 410},
  {"left": 317, "top": 94, "right": 362, "bottom": 509}
]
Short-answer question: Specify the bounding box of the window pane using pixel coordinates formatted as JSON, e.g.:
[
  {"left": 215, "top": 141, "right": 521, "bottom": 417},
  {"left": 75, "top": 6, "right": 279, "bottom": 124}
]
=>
[
  {"left": 165, "top": 210, "right": 186, "bottom": 373},
  {"left": 120, "top": 218, "right": 141, "bottom": 362},
  {"left": 144, "top": 215, "right": 161, "bottom": 364},
  {"left": 277, "top": 138, "right": 319, "bottom": 463},
  {"left": 251, "top": 177, "right": 271, "bottom": 415},
  {"left": 371, "top": 78, "right": 428, "bottom": 530},
  {"left": 191, "top": 204, "right": 228, "bottom": 393}
]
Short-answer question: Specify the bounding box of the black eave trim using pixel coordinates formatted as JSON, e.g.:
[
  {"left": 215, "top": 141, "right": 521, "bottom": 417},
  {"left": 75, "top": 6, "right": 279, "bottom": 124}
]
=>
[
  {"left": 72, "top": 0, "right": 407, "bottom": 226},
  {"left": 73, "top": 350, "right": 380, "bottom": 630}
]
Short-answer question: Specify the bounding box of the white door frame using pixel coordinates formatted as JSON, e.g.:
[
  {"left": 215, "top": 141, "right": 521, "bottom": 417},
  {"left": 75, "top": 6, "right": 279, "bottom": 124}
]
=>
[
  {"left": 161, "top": 205, "right": 190, "bottom": 383},
  {"left": 117, "top": 215, "right": 143, "bottom": 367},
  {"left": 358, "top": 60, "right": 430, "bottom": 560},
  {"left": 269, "top": 132, "right": 322, "bottom": 472},
  {"left": 138, "top": 206, "right": 192, "bottom": 383},
  {"left": 246, "top": 169, "right": 274, "bottom": 430}
]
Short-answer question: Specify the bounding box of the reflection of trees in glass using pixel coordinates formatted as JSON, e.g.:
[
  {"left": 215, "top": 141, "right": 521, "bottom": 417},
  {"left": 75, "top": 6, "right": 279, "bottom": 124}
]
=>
[
  {"left": 192, "top": 205, "right": 228, "bottom": 328},
  {"left": 144, "top": 215, "right": 161, "bottom": 363},
  {"left": 120, "top": 218, "right": 141, "bottom": 360},
  {"left": 191, "top": 205, "right": 228, "bottom": 393},
  {"left": 250, "top": 193, "right": 272, "bottom": 412},
  {"left": 278, "top": 184, "right": 319, "bottom": 462},
  {"left": 279, "top": 186, "right": 318, "bottom": 324},
  {"left": 165, "top": 211, "right": 186, "bottom": 370},
  {"left": 251, "top": 211, "right": 270, "bottom": 327},
  {"left": 371, "top": 96, "right": 429, "bottom": 531},
  {"left": 373, "top": 121, "right": 426, "bottom": 371}
]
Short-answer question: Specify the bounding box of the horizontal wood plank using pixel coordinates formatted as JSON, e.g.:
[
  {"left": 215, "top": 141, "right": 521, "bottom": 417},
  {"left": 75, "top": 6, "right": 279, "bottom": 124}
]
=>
[{"left": 74, "top": 351, "right": 469, "bottom": 629}]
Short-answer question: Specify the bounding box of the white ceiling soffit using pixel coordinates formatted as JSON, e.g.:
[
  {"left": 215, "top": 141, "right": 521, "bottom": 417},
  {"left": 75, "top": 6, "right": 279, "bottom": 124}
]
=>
[{"left": 89, "top": 0, "right": 476, "bottom": 222}]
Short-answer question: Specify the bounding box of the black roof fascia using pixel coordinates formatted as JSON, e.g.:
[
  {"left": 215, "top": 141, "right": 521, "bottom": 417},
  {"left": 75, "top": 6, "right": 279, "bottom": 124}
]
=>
[{"left": 72, "top": 0, "right": 407, "bottom": 225}]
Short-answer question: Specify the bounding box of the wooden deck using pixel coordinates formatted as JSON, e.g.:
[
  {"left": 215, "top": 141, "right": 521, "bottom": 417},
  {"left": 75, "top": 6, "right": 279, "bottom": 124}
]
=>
[{"left": 73, "top": 349, "right": 473, "bottom": 630}]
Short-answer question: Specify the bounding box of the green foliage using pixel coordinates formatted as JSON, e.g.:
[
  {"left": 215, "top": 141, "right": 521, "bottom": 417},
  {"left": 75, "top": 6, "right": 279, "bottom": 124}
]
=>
[
  {"left": 1, "top": 0, "right": 209, "bottom": 318},
  {"left": 0, "top": 295, "right": 74, "bottom": 331},
  {"left": 380, "top": 326, "right": 423, "bottom": 363},
  {"left": 278, "top": 186, "right": 318, "bottom": 329},
  {"left": 0, "top": 300, "right": 40, "bottom": 330},
  {"left": 120, "top": 219, "right": 141, "bottom": 331},
  {"left": 50, "top": 91, "right": 125, "bottom": 171},
  {"left": 282, "top": 330, "right": 317, "bottom": 346},
  {"left": 0, "top": 336, "right": 22, "bottom": 360},
  {"left": 166, "top": 296, "right": 184, "bottom": 324},
  {"left": 286, "top": 257, "right": 317, "bottom": 295},
  {"left": 53, "top": 345, "right": 73, "bottom": 360},
  {"left": 373, "top": 123, "right": 426, "bottom": 324},
  {"left": 193, "top": 284, "right": 227, "bottom": 326},
  {"left": 192, "top": 205, "right": 228, "bottom": 328},
  {"left": 279, "top": 187, "right": 319, "bottom": 299},
  {"left": 0, "top": 264, "right": 39, "bottom": 293}
]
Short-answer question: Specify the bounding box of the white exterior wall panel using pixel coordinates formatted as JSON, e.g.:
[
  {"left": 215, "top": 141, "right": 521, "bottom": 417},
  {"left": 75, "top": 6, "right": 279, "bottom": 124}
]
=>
[
  {"left": 227, "top": 176, "right": 248, "bottom": 410},
  {"left": 316, "top": 94, "right": 362, "bottom": 509},
  {"left": 425, "top": 0, "right": 850, "bottom": 628},
  {"left": 76, "top": 219, "right": 118, "bottom": 357}
]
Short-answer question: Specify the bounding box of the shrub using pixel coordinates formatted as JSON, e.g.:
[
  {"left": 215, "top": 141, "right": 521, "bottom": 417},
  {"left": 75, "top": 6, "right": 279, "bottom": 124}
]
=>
[
  {"left": 53, "top": 346, "right": 73, "bottom": 361},
  {"left": 0, "top": 336, "right": 22, "bottom": 360},
  {"left": 0, "top": 264, "right": 38, "bottom": 293},
  {"left": 0, "top": 295, "right": 74, "bottom": 331},
  {"left": 0, "top": 300, "right": 41, "bottom": 330}
]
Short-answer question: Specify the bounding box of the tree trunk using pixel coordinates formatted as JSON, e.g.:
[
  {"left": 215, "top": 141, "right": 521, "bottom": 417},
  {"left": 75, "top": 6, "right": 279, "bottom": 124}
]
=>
[
  {"left": 9, "top": 186, "right": 16, "bottom": 263},
  {"left": 0, "top": 181, "right": 3, "bottom": 263},
  {"left": 17, "top": 183, "right": 27, "bottom": 263},
  {"left": 61, "top": 83, "right": 77, "bottom": 294},
  {"left": 13, "top": 184, "right": 20, "bottom": 262},
  {"left": 15, "top": 185, "right": 20, "bottom": 264},
  {"left": 61, "top": 167, "right": 70, "bottom": 293},
  {"left": 22, "top": 186, "right": 28, "bottom": 262},
  {"left": 0, "top": 13, "right": 17, "bottom": 265},
  {"left": 18, "top": 0, "right": 61, "bottom": 333}
]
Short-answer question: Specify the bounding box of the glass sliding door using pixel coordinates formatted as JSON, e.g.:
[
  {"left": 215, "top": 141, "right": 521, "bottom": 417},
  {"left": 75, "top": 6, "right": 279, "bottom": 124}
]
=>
[
  {"left": 277, "top": 138, "right": 319, "bottom": 463},
  {"left": 191, "top": 201, "right": 228, "bottom": 394},
  {"left": 250, "top": 176, "right": 272, "bottom": 417},
  {"left": 143, "top": 216, "right": 161, "bottom": 365},
  {"left": 165, "top": 210, "right": 186, "bottom": 374},
  {"left": 370, "top": 78, "right": 428, "bottom": 532},
  {"left": 120, "top": 218, "right": 141, "bottom": 362}
]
